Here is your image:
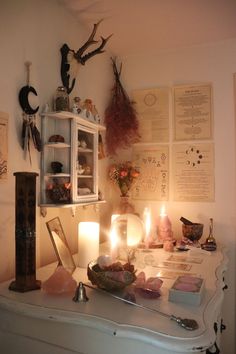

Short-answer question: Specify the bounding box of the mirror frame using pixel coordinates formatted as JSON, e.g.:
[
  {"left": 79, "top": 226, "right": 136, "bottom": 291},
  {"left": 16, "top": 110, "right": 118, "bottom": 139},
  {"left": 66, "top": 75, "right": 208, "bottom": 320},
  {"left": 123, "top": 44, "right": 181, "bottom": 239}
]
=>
[{"left": 46, "top": 217, "right": 76, "bottom": 273}]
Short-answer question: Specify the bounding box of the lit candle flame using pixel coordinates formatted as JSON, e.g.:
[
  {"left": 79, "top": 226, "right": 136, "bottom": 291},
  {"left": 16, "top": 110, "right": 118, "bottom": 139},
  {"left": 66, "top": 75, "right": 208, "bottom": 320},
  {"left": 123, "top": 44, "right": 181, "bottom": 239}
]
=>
[
  {"left": 145, "top": 211, "right": 151, "bottom": 237},
  {"left": 160, "top": 205, "right": 167, "bottom": 217},
  {"left": 143, "top": 208, "right": 151, "bottom": 248}
]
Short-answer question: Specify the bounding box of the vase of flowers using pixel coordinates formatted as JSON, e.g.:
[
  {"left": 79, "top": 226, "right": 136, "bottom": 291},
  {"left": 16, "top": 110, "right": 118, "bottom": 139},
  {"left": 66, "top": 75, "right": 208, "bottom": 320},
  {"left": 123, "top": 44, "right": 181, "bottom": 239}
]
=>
[{"left": 108, "top": 161, "right": 140, "bottom": 213}]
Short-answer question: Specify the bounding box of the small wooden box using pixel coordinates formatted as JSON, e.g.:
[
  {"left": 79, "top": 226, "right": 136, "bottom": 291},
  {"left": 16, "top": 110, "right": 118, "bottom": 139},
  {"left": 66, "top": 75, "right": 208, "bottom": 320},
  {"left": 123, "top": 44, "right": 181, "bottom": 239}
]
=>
[{"left": 168, "top": 276, "right": 204, "bottom": 306}]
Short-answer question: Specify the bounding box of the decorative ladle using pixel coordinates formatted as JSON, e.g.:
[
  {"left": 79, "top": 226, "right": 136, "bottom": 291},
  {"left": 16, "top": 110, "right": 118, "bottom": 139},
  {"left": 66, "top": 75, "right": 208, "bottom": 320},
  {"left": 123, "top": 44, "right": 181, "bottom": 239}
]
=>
[{"left": 83, "top": 283, "right": 199, "bottom": 331}]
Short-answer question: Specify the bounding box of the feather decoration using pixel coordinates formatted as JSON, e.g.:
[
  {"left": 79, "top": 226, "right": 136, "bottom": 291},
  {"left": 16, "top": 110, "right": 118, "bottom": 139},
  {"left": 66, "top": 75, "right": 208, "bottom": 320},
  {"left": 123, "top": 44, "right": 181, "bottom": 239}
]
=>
[{"left": 104, "top": 57, "right": 140, "bottom": 156}]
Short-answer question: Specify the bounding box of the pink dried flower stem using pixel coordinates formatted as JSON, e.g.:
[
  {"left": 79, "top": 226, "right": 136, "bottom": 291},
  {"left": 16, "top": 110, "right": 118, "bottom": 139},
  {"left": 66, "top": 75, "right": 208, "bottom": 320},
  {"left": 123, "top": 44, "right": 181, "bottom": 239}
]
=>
[{"left": 105, "top": 57, "right": 140, "bottom": 156}]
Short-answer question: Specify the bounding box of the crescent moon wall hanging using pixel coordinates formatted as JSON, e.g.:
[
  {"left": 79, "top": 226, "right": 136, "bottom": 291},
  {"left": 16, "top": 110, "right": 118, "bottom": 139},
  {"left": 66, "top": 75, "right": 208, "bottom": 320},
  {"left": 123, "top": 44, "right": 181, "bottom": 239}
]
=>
[{"left": 18, "top": 61, "right": 41, "bottom": 163}]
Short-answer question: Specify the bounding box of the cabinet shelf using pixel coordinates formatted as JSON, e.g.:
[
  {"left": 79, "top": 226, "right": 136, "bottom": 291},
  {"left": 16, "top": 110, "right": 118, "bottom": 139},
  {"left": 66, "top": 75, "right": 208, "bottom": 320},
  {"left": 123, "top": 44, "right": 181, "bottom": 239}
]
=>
[
  {"left": 78, "top": 148, "right": 93, "bottom": 153},
  {"left": 45, "top": 142, "right": 70, "bottom": 148},
  {"left": 40, "top": 200, "right": 106, "bottom": 208},
  {"left": 42, "top": 111, "right": 106, "bottom": 131},
  {"left": 45, "top": 173, "right": 70, "bottom": 178},
  {"left": 40, "top": 200, "right": 106, "bottom": 217},
  {"left": 77, "top": 175, "right": 93, "bottom": 178},
  {"left": 40, "top": 110, "right": 105, "bottom": 210}
]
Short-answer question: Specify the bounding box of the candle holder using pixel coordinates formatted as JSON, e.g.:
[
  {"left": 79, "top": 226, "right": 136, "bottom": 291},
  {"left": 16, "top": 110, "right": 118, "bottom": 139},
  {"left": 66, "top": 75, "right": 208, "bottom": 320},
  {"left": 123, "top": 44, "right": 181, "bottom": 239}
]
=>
[
  {"left": 110, "top": 214, "right": 144, "bottom": 262},
  {"left": 9, "top": 172, "right": 41, "bottom": 292}
]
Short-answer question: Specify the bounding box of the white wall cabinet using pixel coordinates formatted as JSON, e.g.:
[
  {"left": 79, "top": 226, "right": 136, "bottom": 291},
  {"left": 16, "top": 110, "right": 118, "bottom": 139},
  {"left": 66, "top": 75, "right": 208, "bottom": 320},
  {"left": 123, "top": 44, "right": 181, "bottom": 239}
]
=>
[{"left": 40, "top": 111, "right": 105, "bottom": 209}]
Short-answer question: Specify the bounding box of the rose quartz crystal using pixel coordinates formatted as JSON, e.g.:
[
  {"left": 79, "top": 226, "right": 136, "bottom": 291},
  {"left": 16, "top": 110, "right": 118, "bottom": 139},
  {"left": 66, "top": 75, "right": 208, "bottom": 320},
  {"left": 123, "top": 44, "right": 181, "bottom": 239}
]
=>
[
  {"left": 158, "top": 215, "right": 173, "bottom": 243},
  {"left": 135, "top": 271, "right": 146, "bottom": 288},
  {"left": 42, "top": 266, "right": 77, "bottom": 294},
  {"left": 135, "top": 272, "right": 163, "bottom": 290},
  {"left": 163, "top": 240, "right": 174, "bottom": 252},
  {"left": 145, "top": 276, "right": 163, "bottom": 291}
]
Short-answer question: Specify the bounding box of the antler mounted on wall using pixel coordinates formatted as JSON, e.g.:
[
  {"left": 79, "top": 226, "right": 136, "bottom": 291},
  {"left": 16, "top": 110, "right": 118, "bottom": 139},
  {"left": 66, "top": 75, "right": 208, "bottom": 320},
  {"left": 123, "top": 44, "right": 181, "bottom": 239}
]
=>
[{"left": 60, "top": 20, "right": 112, "bottom": 94}]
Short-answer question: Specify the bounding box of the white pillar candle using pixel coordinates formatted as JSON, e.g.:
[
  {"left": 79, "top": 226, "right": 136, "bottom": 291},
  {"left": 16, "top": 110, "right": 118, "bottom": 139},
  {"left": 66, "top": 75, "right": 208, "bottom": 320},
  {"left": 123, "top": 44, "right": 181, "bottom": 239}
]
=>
[{"left": 78, "top": 222, "right": 99, "bottom": 268}]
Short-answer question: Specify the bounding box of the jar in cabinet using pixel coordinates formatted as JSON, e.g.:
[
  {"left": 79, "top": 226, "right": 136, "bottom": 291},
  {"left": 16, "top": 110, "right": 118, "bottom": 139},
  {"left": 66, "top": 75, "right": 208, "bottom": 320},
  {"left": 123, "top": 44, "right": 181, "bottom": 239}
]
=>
[{"left": 53, "top": 86, "right": 69, "bottom": 111}]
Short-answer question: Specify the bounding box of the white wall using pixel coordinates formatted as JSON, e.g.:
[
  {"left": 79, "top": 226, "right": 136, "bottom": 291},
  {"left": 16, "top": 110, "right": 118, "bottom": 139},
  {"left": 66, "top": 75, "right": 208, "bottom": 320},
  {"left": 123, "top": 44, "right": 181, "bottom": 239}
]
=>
[{"left": 120, "top": 39, "right": 236, "bottom": 354}]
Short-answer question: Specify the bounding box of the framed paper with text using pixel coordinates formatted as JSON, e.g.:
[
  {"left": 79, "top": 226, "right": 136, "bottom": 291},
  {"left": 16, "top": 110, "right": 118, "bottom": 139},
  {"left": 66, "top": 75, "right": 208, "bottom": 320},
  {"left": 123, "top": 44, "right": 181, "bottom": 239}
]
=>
[
  {"left": 132, "top": 144, "right": 169, "bottom": 201},
  {"left": 172, "top": 143, "right": 215, "bottom": 202},
  {"left": 173, "top": 84, "right": 213, "bottom": 141},
  {"left": 132, "top": 88, "right": 169, "bottom": 143}
]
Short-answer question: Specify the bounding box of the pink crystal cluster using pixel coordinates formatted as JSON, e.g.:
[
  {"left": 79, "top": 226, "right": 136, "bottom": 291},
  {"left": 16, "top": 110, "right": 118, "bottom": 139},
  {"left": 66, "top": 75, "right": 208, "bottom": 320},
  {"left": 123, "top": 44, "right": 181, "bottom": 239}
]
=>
[
  {"left": 157, "top": 213, "right": 174, "bottom": 251},
  {"left": 42, "top": 266, "right": 77, "bottom": 294},
  {"left": 134, "top": 271, "right": 163, "bottom": 298},
  {"left": 158, "top": 214, "right": 173, "bottom": 242}
]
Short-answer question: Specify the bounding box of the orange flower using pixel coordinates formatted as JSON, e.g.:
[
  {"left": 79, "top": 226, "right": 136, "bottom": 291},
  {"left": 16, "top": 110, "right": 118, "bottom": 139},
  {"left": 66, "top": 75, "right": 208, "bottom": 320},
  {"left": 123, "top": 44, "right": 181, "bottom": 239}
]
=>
[
  {"left": 120, "top": 170, "right": 128, "bottom": 177},
  {"left": 130, "top": 170, "right": 139, "bottom": 178}
]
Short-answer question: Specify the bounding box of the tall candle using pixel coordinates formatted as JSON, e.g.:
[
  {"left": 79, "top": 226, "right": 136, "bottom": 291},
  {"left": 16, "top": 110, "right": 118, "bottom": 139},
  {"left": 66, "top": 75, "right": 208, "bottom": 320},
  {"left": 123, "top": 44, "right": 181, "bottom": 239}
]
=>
[
  {"left": 78, "top": 222, "right": 99, "bottom": 268},
  {"left": 110, "top": 224, "right": 118, "bottom": 261},
  {"left": 143, "top": 207, "right": 151, "bottom": 247},
  {"left": 158, "top": 205, "right": 173, "bottom": 242}
]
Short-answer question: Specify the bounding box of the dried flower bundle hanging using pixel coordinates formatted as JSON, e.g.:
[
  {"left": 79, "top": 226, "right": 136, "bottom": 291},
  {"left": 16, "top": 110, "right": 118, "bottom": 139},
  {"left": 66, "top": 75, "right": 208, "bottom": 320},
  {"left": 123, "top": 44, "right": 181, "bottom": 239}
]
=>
[{"left": 105, "top": 58, "right": 140, "bottom": 156}]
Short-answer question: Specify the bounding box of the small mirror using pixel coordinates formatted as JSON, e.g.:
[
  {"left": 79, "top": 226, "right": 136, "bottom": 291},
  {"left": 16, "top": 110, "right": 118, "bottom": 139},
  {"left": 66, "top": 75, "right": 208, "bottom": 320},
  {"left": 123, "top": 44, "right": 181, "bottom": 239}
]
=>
[{"left": 46, "top": 217, "right": 76, "bottom": 274}]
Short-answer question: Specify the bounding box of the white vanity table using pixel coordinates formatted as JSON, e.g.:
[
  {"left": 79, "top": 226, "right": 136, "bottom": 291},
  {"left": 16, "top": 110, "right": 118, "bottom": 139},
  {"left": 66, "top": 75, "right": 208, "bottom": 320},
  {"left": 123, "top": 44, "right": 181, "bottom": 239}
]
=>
[{"left": 0, "top": 246, "right": 228, "bottom": 354}]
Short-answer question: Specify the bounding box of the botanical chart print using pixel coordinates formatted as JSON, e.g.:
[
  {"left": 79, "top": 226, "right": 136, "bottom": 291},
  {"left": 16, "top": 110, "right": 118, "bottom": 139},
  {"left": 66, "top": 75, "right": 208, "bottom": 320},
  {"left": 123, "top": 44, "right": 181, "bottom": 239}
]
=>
[
  {"left": 0, "top": 112, "right": 8, "bottom": 181},
  {"left": 132, "top": 87, "right": 170, "bottom": 143},
  {"left": 132, "top": 144, "right": 169, "bottom": 201},
  {"left": 172, "top": 143, "right": 215, "bottom": 202},
  {"left": 173, "top": 84, "right": 213, "bottom": 141}
]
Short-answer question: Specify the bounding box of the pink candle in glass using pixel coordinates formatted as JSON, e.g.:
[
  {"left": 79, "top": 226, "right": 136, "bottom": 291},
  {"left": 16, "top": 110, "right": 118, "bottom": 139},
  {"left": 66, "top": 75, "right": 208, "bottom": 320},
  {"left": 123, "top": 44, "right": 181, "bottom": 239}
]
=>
[{"left": 158, "top": 206, "right": 173, "bottom": 242}]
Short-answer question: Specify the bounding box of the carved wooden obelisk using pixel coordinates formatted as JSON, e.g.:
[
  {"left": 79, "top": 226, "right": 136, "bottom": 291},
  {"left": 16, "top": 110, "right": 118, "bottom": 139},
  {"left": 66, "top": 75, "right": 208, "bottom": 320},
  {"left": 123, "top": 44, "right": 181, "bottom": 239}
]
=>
[{"left": 9, "top": 172, "right": 41, "bottom": 292}]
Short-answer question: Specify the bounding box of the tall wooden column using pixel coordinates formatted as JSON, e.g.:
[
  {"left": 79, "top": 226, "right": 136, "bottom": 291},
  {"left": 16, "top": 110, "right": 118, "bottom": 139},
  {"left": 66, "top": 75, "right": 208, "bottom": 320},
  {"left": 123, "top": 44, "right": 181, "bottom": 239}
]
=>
[{"left": 9, "top": 172, "right": 41, "bottom": 292}]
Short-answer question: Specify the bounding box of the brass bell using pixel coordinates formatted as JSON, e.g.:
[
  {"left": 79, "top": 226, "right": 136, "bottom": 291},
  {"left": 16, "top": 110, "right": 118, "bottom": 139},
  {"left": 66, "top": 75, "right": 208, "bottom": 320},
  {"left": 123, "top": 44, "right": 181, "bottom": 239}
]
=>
[{"left": 73, "top": 282, "right": 89, "bottom": 302}]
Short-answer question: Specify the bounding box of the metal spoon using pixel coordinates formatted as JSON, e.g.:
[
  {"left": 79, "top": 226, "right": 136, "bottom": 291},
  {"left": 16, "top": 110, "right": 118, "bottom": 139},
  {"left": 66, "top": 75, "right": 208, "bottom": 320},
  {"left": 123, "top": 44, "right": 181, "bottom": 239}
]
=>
[{"left": 83, "top": 283, "right": 199, "bottom": 331}]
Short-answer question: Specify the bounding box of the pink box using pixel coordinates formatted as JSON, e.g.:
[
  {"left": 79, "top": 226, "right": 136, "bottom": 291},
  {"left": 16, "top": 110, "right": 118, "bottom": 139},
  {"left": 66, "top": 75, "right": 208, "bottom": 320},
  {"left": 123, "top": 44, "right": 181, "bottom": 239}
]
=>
[{"left": 168, "top": 275, "right": 204, "bottom": 306}]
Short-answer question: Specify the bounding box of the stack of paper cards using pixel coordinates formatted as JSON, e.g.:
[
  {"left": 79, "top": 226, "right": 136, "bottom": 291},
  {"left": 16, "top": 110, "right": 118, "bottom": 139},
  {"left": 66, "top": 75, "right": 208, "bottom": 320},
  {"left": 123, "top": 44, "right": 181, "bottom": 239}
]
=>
[{"left": 168, "top": 275, "right": 204, "bottom": 306}]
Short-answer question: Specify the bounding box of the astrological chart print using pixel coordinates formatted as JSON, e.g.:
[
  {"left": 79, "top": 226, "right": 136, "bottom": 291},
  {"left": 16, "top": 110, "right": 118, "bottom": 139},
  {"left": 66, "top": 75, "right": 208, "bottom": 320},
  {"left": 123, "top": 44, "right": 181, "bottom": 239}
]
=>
[
  {"left": 173, "top": 84, "right": 213, "bottom": 141},
  {"left": 132, "top": 87, "right": 169, "bottom": 143},
  {"left": 172, "top": 143, "right": 214, "bottom": 202},
  {"left": 0, "top": 112, "right": 8, "bottom": 181},
  {"left": 132, "top": 145, "right": 169, "bottom": 201}
]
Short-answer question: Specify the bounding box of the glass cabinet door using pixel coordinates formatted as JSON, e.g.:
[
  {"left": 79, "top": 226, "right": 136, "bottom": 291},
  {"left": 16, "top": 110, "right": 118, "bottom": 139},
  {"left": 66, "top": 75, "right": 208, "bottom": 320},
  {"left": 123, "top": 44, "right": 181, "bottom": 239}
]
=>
[
  {"left": 41, "top": 114, "right": 72, "bottom": 205},
  {"left": 72, "top": 122, "right": 98, "bottom": 202}
]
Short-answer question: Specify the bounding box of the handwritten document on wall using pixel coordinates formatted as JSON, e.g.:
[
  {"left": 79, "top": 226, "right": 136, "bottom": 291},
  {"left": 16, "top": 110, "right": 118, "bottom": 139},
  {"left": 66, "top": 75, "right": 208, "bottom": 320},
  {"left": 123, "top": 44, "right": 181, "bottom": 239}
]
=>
[
  {"left": 173, "top": 84, "right": 213, "bottom": 141},
  {"left": 132, "top": 88, "right": 169, "bottom": 143},
  {"left": 172, "top": 143, "right": 214, "bottom": 202},
  {"left": 132, "top": 145, "right": 169, "bottom": 201}
]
